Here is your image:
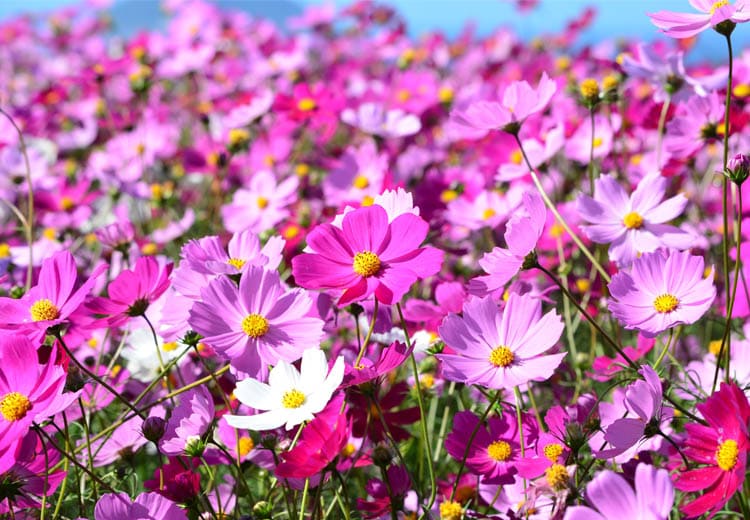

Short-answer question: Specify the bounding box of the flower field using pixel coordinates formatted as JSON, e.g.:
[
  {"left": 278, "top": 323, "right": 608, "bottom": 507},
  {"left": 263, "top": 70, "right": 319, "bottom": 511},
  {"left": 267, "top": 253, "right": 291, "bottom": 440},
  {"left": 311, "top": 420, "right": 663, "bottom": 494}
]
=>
[{"left": 1, "top": 0, "right": 750, "bottom": 518}]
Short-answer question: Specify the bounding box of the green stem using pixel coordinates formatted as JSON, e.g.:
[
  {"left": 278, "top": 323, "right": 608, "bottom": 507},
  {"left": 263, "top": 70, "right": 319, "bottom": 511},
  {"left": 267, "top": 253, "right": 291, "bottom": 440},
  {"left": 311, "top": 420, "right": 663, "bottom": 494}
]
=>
[
  {"left": 655, "top": 95, "right": 671, "bottom": 169},
  {"left": 587, "top": 109, "right": 596, "bottom": 195},
  {"left": 354, "top": 299, "right": 379, "bottom": 367}
]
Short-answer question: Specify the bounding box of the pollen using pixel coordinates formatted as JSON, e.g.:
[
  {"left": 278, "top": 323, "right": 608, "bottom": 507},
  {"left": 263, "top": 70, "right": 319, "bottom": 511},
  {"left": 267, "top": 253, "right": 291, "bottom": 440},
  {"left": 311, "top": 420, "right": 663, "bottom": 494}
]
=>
[
  {"left": 241, "top": 313, "right": 270, "bottom": 338},
  {"left": 30, "top": 298, "right": 60, "bottom": 322},
  {"left": 353, "top": 251, "right": 381, "bottom": 277},
  {"left": 653, "top": 294, "right": 679, "bottom": 314},
  {"left": 397, "top": 89, "right": 411, "bottom": 102},
  {"left": 439, "top": 500, "right": 463, "bottom": 520},
  {"left": 297, "top": 97, "right": 316, "bottom": 111},
  {"left": 0, "top": 392, "right": 32, "bottom": 422},
  {"left": 482, "top": 208, "right": 496, "bottom": 220},
  {"left": 228, "top": 128, "right": 249, "bottom": 146},
  {"left": 281, "top": 389, "right": 306, "bottom": 409},
  {"left": 341, "top": 442, "right": 356, "bottom": 457},
  {"left": 708, "top": 339, "right": 723, "bottom": 357},
  {"left": 352, "top": 174, "right": 370, "bottom": 189},
  {"left": 716, "top": 439, "right": 739, "bottom": 471},
  {"left": 592, "top": 136, "right": 603, "bottom": 148},
  {"left": 0, "top": 244, "right": 9, "bottom": 259},
  {"left": 710, "top": 0, "right": 730, "bottom": 15},
  {"left": 237, "top": 437, "right": 254, "bottom": 457},
  {"left": 227, "top": 258, "right": 246, "bottom": 270},
  {"left": 510, "top": 149, "right": 523, "bottom": 165},
  {"left": 544, "top": 443, "right": 564, "bottom": 461},
  {"left": 550, "top": 223, "right": 564, "bottom": 238},
  {"left": 162, "top": 341, "right": 178, "bottom": 352},
  {"left": 622, "top": 211, "right": 644, "bottom": 229},
  {"left": 440, "top": 189, "right": 459, "bottom": 203},
  {"left": 489, "top": 346, "right": 514, "bottom": 368},
  {"left": 438, "top": 86, "right": 454, "bottom": 103},
  {"left": 60, "top": 196, "right": 75, "bottom": 211},
  {"left": 487, "top": 440, "right": 512, "bottom": 461},
  {"left": 579, "top": 78, "right": 600, "bottom": 100},
  {"left": 734, "top": 83, "right": 750, "bottom": 98},
  {"left": 545, "top": 463, "right": 569, "bottom": 490},
  {"left": 361, "top": 195, "right": 375, "bottom": 206},
  {"left": 257, "top": 196, "right": 269, "bottom": 209}
]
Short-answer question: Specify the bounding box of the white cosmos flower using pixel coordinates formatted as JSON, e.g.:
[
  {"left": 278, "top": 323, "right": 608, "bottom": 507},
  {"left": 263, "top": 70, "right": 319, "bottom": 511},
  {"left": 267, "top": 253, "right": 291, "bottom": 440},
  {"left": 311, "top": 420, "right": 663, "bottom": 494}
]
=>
[{"left": 225, "top": 349, "right": 344, "bottom": 431}]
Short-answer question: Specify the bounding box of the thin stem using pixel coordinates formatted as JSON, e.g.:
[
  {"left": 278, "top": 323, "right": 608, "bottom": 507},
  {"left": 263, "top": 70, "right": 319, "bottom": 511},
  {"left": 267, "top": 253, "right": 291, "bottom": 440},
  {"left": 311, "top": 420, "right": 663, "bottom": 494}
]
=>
[
  {"left": 655, "top": 95, "right": 671, "bottom": 169},
  {"left": 512, "top": 133, "right": 611, "bottom": 282},
  {"left": 587, "top": 109, "right": 596, "bottom": 195},
  {"left": 653, "top": 328, "right": 675, "bottom": 368},
  {"left": 354, "top": 299, "right": 379, "bottom": 367},
  {"left": 513, "top": 387, "right": 527, "bottom": 498}
]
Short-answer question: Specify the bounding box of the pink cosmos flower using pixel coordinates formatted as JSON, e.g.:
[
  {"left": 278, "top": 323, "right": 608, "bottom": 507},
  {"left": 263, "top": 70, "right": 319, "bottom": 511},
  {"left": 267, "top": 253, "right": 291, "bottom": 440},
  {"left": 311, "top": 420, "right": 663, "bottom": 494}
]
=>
[
  {"left": 608, "top": 249, "right": 716, "bottom": 337},
  {"left": 94, "top": 492, "right": 187, "bottom": 520},
  {"left": 515, "top": 431, "right": 570, "bottom": 479},
  {"left": 323, "top": 139, "right": 387, "bottom": 207},
  {"left": 648, "top": 1, "right": 750, "bottom": 39},
  {"left": 673, "top": 383, "right": 750, "bottom": 518},
  {"left": 445, "top": 409, "right": 537, "bottom": 484},
  {"left": 564, "top": 464, "right": 674, "bottom": 520},
  {"left": 0, "top": 335, "right": 75, "bottom": 473},
  {"left": 341, "top": 102, "right": 421, "bottom": 138},
  {"left": 437, "top": 293, "right": 565, "bottom": 389},
  {"left": 160, "top": 386, "right": 215, "bottom": 456},
  {"left": 577, "top": 174, "right": 693, "bottom": 267},
  {"left": 291, "top": 204, "right": 444, "bottom": 306},
  {"left": 470, "top": 191, "right": 545, "bottom": 296},
  {"left": 221, "top": 171, "right": 299, "bottom": 234},
  {"left": 0, "top": 250, "right": 105, "bottom": 342},
  {"left": 664, "top": 92, "right": 725, "bottom": 159},
  {"left": 189, "top": 266, "right": 325, "bottom": 377},
  {"left": 88, "top": 256, "right": 172, "bottom": 326},
  {"left": 451, "top": 72, "right": 556, "bottom": 134},
  {"left": 341, "top": 341, "right": 413, "bottom": 387}
]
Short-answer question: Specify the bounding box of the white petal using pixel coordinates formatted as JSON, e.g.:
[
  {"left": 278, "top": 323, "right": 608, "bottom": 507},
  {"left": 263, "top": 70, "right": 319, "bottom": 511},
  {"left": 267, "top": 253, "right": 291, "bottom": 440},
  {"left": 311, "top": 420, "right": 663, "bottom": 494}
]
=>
[
  {"left": 224, "top": 410, "right": 288, "bottom": 432},
  {"left": 299, "top": 348, "right": 327, "bottom": 394},
  {"left": 269, "top": 359, "right": 300, "bottom": 390},
  {"left": 233, "top": 378, "right": 274, "bottom": 410}
]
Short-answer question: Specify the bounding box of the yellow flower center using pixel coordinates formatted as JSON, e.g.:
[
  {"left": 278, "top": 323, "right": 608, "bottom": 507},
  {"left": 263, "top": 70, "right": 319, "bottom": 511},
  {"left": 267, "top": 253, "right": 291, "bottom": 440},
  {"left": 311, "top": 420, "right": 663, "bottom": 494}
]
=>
[
  {"left": 622, "top": 211, "right": 644, "bottom": 230},
  {"left": 353, "top": 251, "right": 381, "bottom": 277},
  {"left": 579, "top": 78, "right": 600, "bottom": 100},
  {"left": 60, "top": 196, "right": 74, "bottom": 210},
  {"left": 361, "top": 195, "right": 375, "bottom": 206},
  {"left": 0, "top": 392, "right": 32, "bottom": 422},
  {"left": 241, "top": 314, "right": 269, "bottom": 338},
  {"left": 550, "top": 223, "right": 565, "bottom": 238},
  {"left": 397, "top": 89, "right": 411, "bottom": 102},
  {"left": 710, "top": 0, "right": 730, "bottom": 15},
  {"left": 489, "top": 346, "right": 514, "bottom": 368},
  {"left": 257, "top": 196, "right": 269, "bottom": 209},
  {"left": 544, "top": 443, "right": 564, "bottom": 461},
  {"left": 440, "top": 189, "right": 459, "bottom": 203},
  {"left": 162, "top": 341, "right": 178, "bottom": 352},
  {"left": 545, "top": 463, "right": 569, "bottom": 490},
  {"left": 237, "top": 437, "right": 254, "bottom": 457},
  {"left": 510, "top": 149, "right": 523, "bottom": 165},
  {"left": 30, "top": 298, "right": 60, "bottom": 322},
  {"left": 439, "top": 500, "right": 463, "bottom": 520},
  {"left": 227, "top": 258, "right": 246, "bottom": 270},
  {"left": 228, "top": 128, "right": 249, "bottom": 146},
  {"left": 438, "top": 86, "right": 454, "bottom": 103},
  {"left": 0, "top": 243, "right": 10, "bottom": 259},
  {"left": 708, "top": 339, "right": 723, "bottom": 357},
  {"left": 653, "top": 294, "right": 679, "bottom": 314},
  {"left": 297, "top": 97, "right": 316, "bottom": 111},
  {"left": 281, "top": 389, "right": 306, "bottom": 409},
  {"left": 716, "top": 439, "right": 739, "bottom": 471},
  {"left": 341, "top": 442, "right": 356, "bottom": 457},
  {"left": 352, "top": 174, "right": 370, "bottom": 189},
  {"left": 487, "top": 440, "right": 512, "bottom": 461},
  {"left": 482, "top": 208, "right": 496, "bottom": 220},
  {"left": 592, "top": 136, "right": 603, "bottom": 148},
  {"left": 733, "top": 83, "right": 750, "bottom": 98}
]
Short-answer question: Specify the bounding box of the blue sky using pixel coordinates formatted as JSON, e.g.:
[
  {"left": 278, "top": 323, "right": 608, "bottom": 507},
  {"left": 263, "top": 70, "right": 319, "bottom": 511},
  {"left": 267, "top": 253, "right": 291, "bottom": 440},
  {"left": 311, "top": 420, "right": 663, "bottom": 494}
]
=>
[{"left": 1, "top": 0, "right": 747, "bottom": 63}]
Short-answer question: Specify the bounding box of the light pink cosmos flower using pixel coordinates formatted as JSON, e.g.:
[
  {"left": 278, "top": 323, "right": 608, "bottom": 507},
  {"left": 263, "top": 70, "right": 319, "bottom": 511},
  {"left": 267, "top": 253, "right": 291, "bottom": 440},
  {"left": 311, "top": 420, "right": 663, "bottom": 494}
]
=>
[
  {"left": 221, "top": 171, "right": 299, "bottom": 234},
  {"left": 323, "top": 139, "right": 387, "bottom": 207},
  {"left": 577, "top": 174, "right": 694, "bottom": 267},
  {"left": 94, "top": 492, "right": 187, "bottom": 520},
  {"left": 470, "top": 191, "right": 546, "bottom": 296},
  {"left": 0, "top": 250, "right": 105, "bottom": 342},
  {"left": 608, "top": 249, "right": 716, "bottom": 337},
  {"left": 341, "top": 102, "right": 421, "bottom": 138},
  {"left": 160, "top": 386, "right": 215, "bottom": 456},
  {"left": 649, "top": 0, "right": 750, "bottom": 39},
  {"left": 451, "top": 72, "right": 556, "bottom": 134},
  {"left": 437, "top": 293, "right": 565, "bottom": 389},
  {"left": 292, "top": 204, "right": 444, "bottom": 306},
  {"left": 189, "top": 266, "right": 325, "bottom": 377}
]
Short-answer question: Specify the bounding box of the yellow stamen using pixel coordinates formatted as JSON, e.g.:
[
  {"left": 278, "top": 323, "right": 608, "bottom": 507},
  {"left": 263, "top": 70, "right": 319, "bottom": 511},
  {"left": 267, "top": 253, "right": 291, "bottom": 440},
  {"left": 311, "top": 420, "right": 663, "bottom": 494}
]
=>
[
  {"left": 162, "top": 341, "right": 178, "bottom": 352},
  {"left": 487, "top": 440, "right": 512, "bottom": 461},
  {"left": 489, "top": 346, "right": 514, "bottom": 368},
  {"left": 439, "top": 501, "right": 463, "bottom": 520},
  {"left": 257, "top": 196, "right": 269, "bottom": 209},
  {"left": 0, "top": 392, "right": 32, "bottom": 421},
  {"left": 710, "top": 0, "right": 730, "bottom": 15},
  {"left": 30, "top": 299, "right": 60, "bottom": 322},
  {"left": 241, "top": 314, "right": 269, "bottom": 338},
  {"left": 238, "top": 437, "right": 254, "bottom": 457},
  {"left": 544, "top": 443, "right": 564, "bottom": 461},
  {"left": 297, "top": 97, "right": 316, "bottom": 111},
  {"left": 622, "top": 211, "right": 644, "bottom": 230},
  {"left": 227, "top": 258, "right": 246, "bottom": 270},
  {"left": 353, "top": 251, "right": 381, "bottom": 277},
  {"left": 482, "top": 208, "right": 496, "bottom": 220},
  {"left": 653, "top": 294, "right": 679, "bottom": 314},
  {"left": 708, "top": 339, "right": 723, "bottom": 357},
  {"left": 352, "top": 175, "right": 370, "bottom": 189},
  {"left": 545, "top": 463, "right": 569, "bottom": 490},
  {"left": 716, "top": 439, "right": 738, "bottom": 471},
  {"left": 282, "top": 389, "right": 306, "bottom": 409}
]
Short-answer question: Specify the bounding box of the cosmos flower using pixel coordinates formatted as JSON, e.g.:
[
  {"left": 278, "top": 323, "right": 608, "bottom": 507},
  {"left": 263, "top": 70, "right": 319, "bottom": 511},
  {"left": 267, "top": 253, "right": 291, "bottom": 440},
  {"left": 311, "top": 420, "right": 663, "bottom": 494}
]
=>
[
  {"left": 221, "top": 171, "right": 299, "bottom": 234},
  {"left": 189, "top": 266, "right": 325, "bottom": 377},
  {"left": 648, "top": 0, "right": 750, "bottom": 39},
  {"left": 673, "top": 383, "right": 750, "bottom": 518},
  {"left": 437, "top": 293, "right": 565, "bottom": 389},
  {"left": 224, "top": 349, "right": 344, "bottom": 431},
  {"left": 577, "top": 174, "right": 693, "bottom": 267},
  {"left": 340, "top": 102, "right": 421, "bottom": 138},
  {"left": 450, "top": 72, "right": 556, "bottom": 134},
  {"left": 607, "top": 249, "right": 716, "bottom": 337},
  {"left": 470, "top": 191, "right": 546, "bottom": 296},
  {"left": 0, "top": 250, "right": 105, "bottom": 341},
  {"left": 159, "top": 386, "right": 215, "bottom": 457},
  {"left": 94, "top": 492, "right": 187, "bottom": 520},
  {"left": 564, "top": 463, "right": 674, "bottom": 520},
  {"left": 292, "top": 204, "right": 444, "bottom": 306}
]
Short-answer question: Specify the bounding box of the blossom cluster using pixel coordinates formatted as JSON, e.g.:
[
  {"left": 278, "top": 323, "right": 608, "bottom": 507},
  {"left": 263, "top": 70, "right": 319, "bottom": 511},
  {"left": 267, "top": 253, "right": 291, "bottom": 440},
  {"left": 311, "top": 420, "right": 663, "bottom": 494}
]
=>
[{"left": 1, "top": 0, "right": 750, "bottom": 518}]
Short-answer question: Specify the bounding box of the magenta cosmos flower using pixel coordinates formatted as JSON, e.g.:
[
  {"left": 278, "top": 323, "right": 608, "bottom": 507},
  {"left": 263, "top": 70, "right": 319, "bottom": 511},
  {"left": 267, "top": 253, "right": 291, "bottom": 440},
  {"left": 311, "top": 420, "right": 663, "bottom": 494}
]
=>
[
  {"left": 437, "top": 293, "right": 565, "bottom": 389},
  {"left": 649, "top": 0, "right": 750, "bottom": 39},
  {"left": 674, "top": 383, "right": 750, "bottom": 518},
  {"left": 608, "top": 249, "right": 715, "bottom": 337},
  {"left": 451, "top": 72, "right": 556, "bottom": 134},
  {"left": 291, "top": 204, "right": 444, "bottom": 306},
  {"left": 470, "top": 191, "right": 545, "bottom": 296},
  {"left": 0, "top": 250, "right": 105, "bottom": 341},
  {"left": 0, "top": 334, "right": 76, "bottom": 473},
  {"left": 577, "top": 174, "right": 693, "bottom": 267},
  {"left": 564, "top": 463, "right": 674, "bottom": 520},
  {"left": 189, "top": 265, "right": 325, "bottom": 377}
]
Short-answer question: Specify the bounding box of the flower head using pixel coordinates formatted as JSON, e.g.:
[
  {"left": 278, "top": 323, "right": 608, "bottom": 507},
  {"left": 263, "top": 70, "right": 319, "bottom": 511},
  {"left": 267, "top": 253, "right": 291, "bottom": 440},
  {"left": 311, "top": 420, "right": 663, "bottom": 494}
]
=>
[
  {"left": 224, "top": 349, "right": 344, "bottom": 431},
  {"left": 608, "top": 249, "right": 716, "bottom": 337},
  {"left": 649, "top": 1, "right": 750, "bottom": 39}
]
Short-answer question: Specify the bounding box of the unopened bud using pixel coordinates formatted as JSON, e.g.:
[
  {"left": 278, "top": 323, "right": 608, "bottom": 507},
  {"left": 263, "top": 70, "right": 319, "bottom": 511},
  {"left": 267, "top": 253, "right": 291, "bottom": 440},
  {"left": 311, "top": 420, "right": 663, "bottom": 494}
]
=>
[
  {"left": 142, "top": 416, "right": 167, "bottom": 443},
  {"left": 726, "top": 153, "right": 750, "bottom": 185}
]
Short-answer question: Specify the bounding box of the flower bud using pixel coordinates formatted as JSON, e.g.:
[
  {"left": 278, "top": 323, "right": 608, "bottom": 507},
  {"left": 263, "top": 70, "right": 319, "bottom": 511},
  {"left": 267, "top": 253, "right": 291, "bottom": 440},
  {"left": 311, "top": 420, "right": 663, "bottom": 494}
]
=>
[
  {"left": 142, "top": 416, "right": 167, "bottom": 443},
  {"left": 579, "top": 78, "right": 600, "bottom": 108},
  {"left": 184, "top": 435, "right": 205, "bottom": 457},
  {"left": 253, "top": 501, "right": 274, "bottom": 519},
  {"left": 727, "top": 153, "right": 750, "bottom": 185},
  {"left": 372, "top": 444, "right": 393, "bottom": 467}
]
